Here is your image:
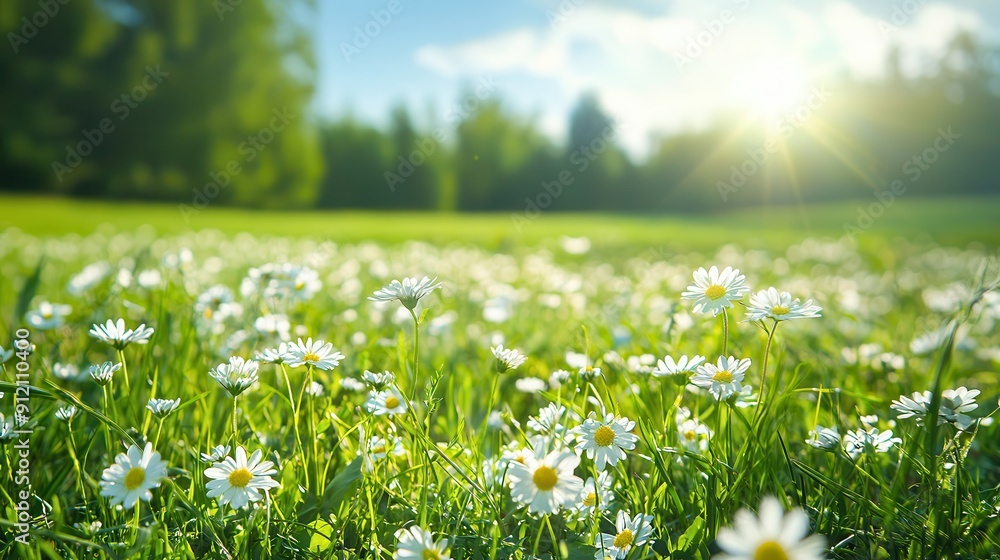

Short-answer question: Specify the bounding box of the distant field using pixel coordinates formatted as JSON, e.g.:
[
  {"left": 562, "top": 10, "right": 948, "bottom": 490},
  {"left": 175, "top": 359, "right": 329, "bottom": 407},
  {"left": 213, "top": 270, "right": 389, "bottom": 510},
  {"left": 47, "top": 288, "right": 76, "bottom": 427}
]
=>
[{"left": 0, "top": 194, "right": 998, "bottom": 248}]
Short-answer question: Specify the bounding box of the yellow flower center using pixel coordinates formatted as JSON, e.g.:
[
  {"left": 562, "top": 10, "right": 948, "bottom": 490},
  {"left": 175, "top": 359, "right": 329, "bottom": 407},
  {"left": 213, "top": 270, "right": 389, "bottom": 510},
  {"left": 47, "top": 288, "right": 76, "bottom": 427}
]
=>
[
  {"left": 124, "top": 467, "right": 146, "bottom": 490},
  {"left": 371, "top": 444, "right": 387, "bottom": 455},
  {"left": 384, "top": 395, "right": 400, "bottom": 409},
  {"left": 203, "top": 308, "right": 213, "bottom": 319},
  {"left": 302, "top": 352, "right": 321, "bottom": 363},
  {"left": 613, "top": 529, "right": 634, "bottom": 548},
  {"left": 583, "top": 492, "right": 597, "bottom": 507},
  {"left": 771, "top": 305, "right": 791, "bottom": 316},
  {"left": 712, "top": 370, "right": 734, "bottom": 383},
  {"left": 228, "top": 467, "right": 253, "bottom": 488},
  {"left": 705, "top": 285, "right": 727, "bottom": 300},
  {"left": 532, "top": 465, "right": 559, "bottom": 491},
  {"left": 594, "top": 425, "right": 617, "bottom": 447},
  {"left": 753, "top": 540, "right": 790, "bottom": 560},
  {"left": 43, "top": 310, "right": 53, "bottom": 319},
  {"left": 422, "top": 550, "right": 441, "bottom": 560},
  {"left": 684, "top": 429, "right": 697, "bottom": 441}
]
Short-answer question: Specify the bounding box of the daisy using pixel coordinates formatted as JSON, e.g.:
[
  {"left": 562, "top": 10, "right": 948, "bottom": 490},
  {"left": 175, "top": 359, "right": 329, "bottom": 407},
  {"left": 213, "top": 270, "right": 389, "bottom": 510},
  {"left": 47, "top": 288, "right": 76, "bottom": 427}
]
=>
[
  {"left": 362, "top": 433, "right": 406, "bottom": 473},
  {"left": 53, "top": 363, "right": 85, "bottom": 381},
  {"left": 806, "top": 426, "right": 840, "bottom": 452},
  {"left": 286, "top": 338, "right": 345, "bottom": 371},
  {"left": 0, "top": 414, "right": 15, "bottom": 441},
  {"left": 26, "top": 301, "right": 72, "bottom": 330},
  {"left": 681, "top": 266, "right": 750, "bottom": 316},
  {"left": 651, "top": 354, "right": 705, "bottom": 382},
  {"left": 577, "top": 470, "right": 615, "bottom": 514},
  {"left": 745, "top": 287, "right": 822, "bottom": 322},
  {"left": 507, "top": 445, "right": 584, "bottom": 514},
  {"left": 844, "top": 427, "right": 901, "bottom": 460},
  {"left": 147, "top": 398, "right": 181, "bottom": 419},
  {"left": 89, "top": 361, "right": 121, "bottom": 386},
  {"left": 201, "top": 444, "right": 232, "bottom": 463},
  {"left": 574, "top": 413, "right": 639, "bottom": 471},
  {"left": 715, "top": 497, "right": 826, "bottom": 560},
  {"left": 98, "top": 443, "right": 167, "bottom": 510},
  {"left": 492, "top": 345, "right": 527, "bottom": 373},
  {"left": 677, "top": 416, "right": 714, "bottom": 453},
  {"left": 363, "top": 369, "right": 396, "bottom": 389},
  {"left": 394, "top": 525, "right": 450, "bottom": 560},
  {"left": 690, "top": 356, "right": 751, "bottom": 401},
  {"left": 515, "top": 377, "right": 547, "bottom": 393},
  {"left": 341, "top": 377, "right": 367, "bottom": 392},
  {"left": 366, "top": 386, "right": 408, "bottom": 416},
  {"left": 209, "top": 356, "right": 259, "bottom": 397},
  {"left": 204, "top": 447, "right": 280, "bottom": 509},
  {"left": 55, "top": 405, "right": 78, "bottom": 422},
  {"left": 596, "top": 510, "right": 654, "bottom": 560},
  {"left": 369, "top": 276, "right": 442, "bottom": 310},
  {"left": 256, "top": 342, "right": 292, "bottom": 364},
  {"left": 89, "top": 318, "right": 155, "bottom": 350},
  {"left": 891, "top": 387, "right": 979, "bottom": 431}
]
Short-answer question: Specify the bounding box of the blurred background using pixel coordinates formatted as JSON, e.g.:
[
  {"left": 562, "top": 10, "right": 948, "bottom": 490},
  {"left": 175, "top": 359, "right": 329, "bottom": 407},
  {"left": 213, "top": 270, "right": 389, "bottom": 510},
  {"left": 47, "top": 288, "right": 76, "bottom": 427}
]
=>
[{"left": 1, "top": 0, "right": 999, "bottom": 213}]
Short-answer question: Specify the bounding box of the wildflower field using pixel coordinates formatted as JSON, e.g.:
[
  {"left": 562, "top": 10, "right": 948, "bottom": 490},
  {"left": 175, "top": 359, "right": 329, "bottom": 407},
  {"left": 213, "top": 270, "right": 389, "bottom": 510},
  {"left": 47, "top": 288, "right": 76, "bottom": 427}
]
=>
[{"left": 1, "top": 200, "right": 999, "bottom": 559}]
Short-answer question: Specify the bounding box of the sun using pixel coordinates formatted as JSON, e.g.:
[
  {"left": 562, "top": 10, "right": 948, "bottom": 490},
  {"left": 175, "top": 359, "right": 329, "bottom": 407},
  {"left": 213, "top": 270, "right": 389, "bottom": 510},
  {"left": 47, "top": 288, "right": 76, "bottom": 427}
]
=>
[{"left": 731, "top": 58, "right": 810, "bottom": 122}]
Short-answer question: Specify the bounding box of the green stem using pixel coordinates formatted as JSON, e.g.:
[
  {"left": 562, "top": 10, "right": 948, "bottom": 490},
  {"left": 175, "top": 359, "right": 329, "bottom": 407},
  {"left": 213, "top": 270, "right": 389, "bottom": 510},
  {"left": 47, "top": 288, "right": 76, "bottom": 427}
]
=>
[
  {"left": 754, "top": 320, "right": 780, "bottom": 411},
  {"left": 232, "top": 395, "right": 239, "bottom": 445},
  {"left": 280, "top": 363, "right": 305, "bottom": 462},
  {"left": 721, "top": 308, "right": 730, "bottom": 356},
  {"left": 408, "top": 308, "right": 420, "bottom": 401}
]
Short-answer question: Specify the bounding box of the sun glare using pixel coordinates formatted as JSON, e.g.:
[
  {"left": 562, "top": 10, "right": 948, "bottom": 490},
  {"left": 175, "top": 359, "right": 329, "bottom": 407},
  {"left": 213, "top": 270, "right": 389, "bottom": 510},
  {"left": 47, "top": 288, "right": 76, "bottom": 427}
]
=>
[{"left": 731, "top": 59, "right": 810, "bottom": 122}]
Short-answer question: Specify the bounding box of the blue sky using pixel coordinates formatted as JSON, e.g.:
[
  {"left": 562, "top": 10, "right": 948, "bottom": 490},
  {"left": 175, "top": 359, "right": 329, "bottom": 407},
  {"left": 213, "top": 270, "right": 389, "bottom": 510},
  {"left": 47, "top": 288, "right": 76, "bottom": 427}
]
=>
[{"left": 313, "top": 0, "right": 1000, "bottom": 156}]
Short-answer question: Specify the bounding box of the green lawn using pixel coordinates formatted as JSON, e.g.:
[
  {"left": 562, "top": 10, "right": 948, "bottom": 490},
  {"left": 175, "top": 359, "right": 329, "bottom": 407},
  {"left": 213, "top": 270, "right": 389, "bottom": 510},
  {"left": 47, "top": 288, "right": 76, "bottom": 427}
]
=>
[{"left": 1, "top": 194, "right": 997, "bottom": 248}]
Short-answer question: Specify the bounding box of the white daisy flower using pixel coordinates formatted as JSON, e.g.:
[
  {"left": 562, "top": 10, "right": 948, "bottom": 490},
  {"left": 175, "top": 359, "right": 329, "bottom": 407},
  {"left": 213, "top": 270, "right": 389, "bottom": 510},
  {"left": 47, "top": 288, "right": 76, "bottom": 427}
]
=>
[
  {"left": 89, "top": 318, "right": 155, "bottom": 350},
  {"left": 573, "top": 413, "right": 639, "bottom": 471},
  {"left": 652, "top": 354, "right": 705, "bottom": 381},
  {"left": 715, "top": 496, "right": 825, "bottom": 560},
  {"left": 492, "top": 345, "right": 527, "bottom": 373},
  {"left": 98, "top": 443, "right": 167, "bottom": 510},
  {"left": 596, "top": 510, "right": 654, "bottom": 559},
  {"left": 369, "top": 276, "right": 442, "bottom": 310},
  {"left": 577, "top": 470, "right": 615, "bottom": 514},
  {"left": 690, "top": 356, "right": 751, "bottom": 401},
  {"left": 844, "top": 427, "right": 901, "bottom": 460},
  {"left": 362, "top": 369, "right": 396, "bottom": 389},
  {"left": 507, "top": 446, "right": 584, "bottom": 514},
  {"left": 256, "top": 342, "right": 292, "bottom": 364},
  {"left": 209, "top": 356, "right": 260, "bottom": 397},
  {"left": 394, "top": 525, "right": 450, "bottom": 560},
  {"left": 53, "top": 363, "right": 85, "bottom": 381},
  {"left": 55, "top": 405, "right": 78, "bottom": 422},
  {"left": 253, "top": 314, "right": 291, "bottom": 339},
  {"left": 26, "top": 301, "right": 72, "bottom": 330},
  {"left": 678, "top": 416, "right": 713, "bottom": 453},
  {"left": 681, "top": 266, "right": 750, "bottom": 316},
  {"left": 578, "top": 365, "right": 602, "bottom": 381},
  {"left": 366, "top": 386, "right": 408, "bottom": 416},
  {"left": 286, "top": 338, "right": 345, "bottom": 371},
  {"left": 0, "top": 414, "right": 15, "bottom": 441},
  {"left": 891, "top": 387, "right": 980, "bottom": 431},
  {"left": 201, "top": 444, "right": 232, "bottom": 463},
  {"left": 195, "top": 285, "right": 239, "bottom": 323},
  {"left": 745, "top": 287, "right": 822, "bottom": 322},
  {"left": 515, "top": 377, "right": 547, "bottom": 393},
  {"left": 67, "top": 262, "right": 110, "bottom": 295},
  {"left": 146, "top": 398, "right": 181, "bottom": 419},
  {"left": 340, "top": 377, "right": 367, "bottom": 392},
  {"left": 362, "top": 433, "right": 406, "bottom": 473},
  {"left": 527, "top": 403, "right": 574, "bottom": 436},
  {"left": 806, "top": 426, "right": 840, "bottom": 451},
  {"left": 733, "top": 384, "right": 760, "bottom": 408},
  {"left": 89, "top": 361, "right": 121, "bottom": 386},
  {"left": 204, "top": 447, "right": 280, "bottom": 510},
  {"left": 306, "top": 382, "right": 324, "bottom": 397},
  {"left": 548, "top": 369, "right": 572, "bottom": 388}
]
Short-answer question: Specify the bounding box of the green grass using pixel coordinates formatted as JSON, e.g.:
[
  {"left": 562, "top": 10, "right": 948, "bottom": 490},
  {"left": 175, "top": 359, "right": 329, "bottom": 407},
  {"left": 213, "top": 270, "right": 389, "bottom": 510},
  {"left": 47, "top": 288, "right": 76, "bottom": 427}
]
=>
[
  {"left": 1, "top": 194, "right": 999, "bottom": 559},
  {"left": 2, "top": 194, "right": 998, "bottom": 248}
]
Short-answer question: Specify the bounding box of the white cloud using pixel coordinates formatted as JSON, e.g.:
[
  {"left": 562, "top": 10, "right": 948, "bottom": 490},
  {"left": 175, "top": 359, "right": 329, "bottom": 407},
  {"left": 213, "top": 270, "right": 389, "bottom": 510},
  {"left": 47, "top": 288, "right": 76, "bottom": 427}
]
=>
[{"left": 414, "top": 0, "right": 987, "bottom": 155}]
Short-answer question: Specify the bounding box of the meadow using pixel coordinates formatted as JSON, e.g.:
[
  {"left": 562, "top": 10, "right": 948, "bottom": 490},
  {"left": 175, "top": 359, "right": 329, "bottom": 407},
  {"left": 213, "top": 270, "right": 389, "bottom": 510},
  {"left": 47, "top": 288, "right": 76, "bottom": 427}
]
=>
[{"left": 0, "top": 196, "right": 999, "bottom": 559}]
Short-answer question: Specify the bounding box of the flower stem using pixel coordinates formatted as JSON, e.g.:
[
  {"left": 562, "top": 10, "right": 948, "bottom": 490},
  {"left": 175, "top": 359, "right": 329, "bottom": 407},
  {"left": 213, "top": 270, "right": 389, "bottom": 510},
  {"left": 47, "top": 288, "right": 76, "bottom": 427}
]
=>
[
  {"left": 408, "top": 308, "right": 420, "bottom": 401},
  {"left": 754, "top": 320, "right": 780, "bottom": 411},
  {"left": 721, "top": 308, "right": 730, "bottom": 356},
  {"left": 280, "top": 363, "right": 305, "bottom": 462},
  {"left": 232, "top": 395, "right": 239, "bottom": 445}
]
